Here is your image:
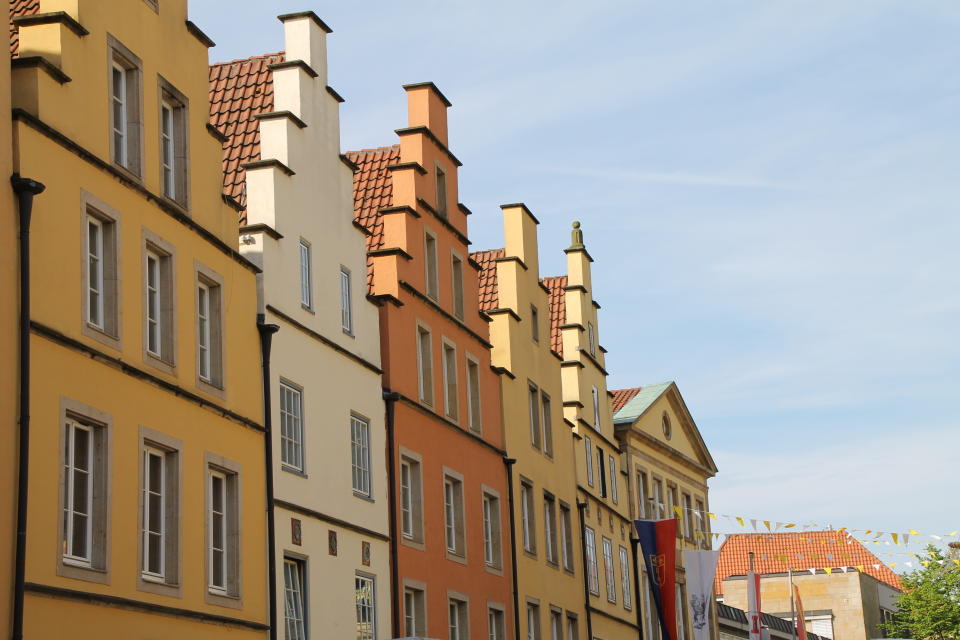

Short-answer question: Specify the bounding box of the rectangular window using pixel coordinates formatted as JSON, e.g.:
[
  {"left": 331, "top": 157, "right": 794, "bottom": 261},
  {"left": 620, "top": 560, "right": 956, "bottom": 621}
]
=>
[
  {"left": 642, "top": 568, "right": 656, "bottom": 639},
  {"left": 351, "top": 415, "right": 371, "bottom": 497},
  {"left": 145, "top": 250, "right": 161, "bottom": 357},
  {"left": 449, "top": 598, "right": 468, "bottom": 640},
  {"left": 84, "top": 212, "right": 118, "bottom": 338},
  {"left": 436, "top": 166, "right": 448, "bottom": 217},
  {"left": 526, "top": 603, "right": 541, "bottom": 640},
  {"left": 340, "top": 266, "right": 353, "bottom": 334},
  {"left": 425, "top": 231, "right": 439, "bottom": 300},
  {"left": 550, "top": 609, "right": 562, "bottom": 640},
  {"left": 444, "top": 475, "right": 465, "bottom": 556},
  {"left": 559, "top": 503, "right": 574, "bottom": 572},
  {"left": 683, "top": 493, "right": 694, "bottom": 539},
  {"left": 695, "top": 498, "right": 707, "bottom": 545},
  {"left": 279, "top": 382, "right": 304, "bottom": 472},
  {"left": 653, "top": 479, "right": 665, "bottom": 519},
  {"left": 528, "top": 383, "right": 542, "bottom": 450},
  {"left": 196, "top": 271, "right": 224, "bottom": 388},
  {"left": 619, "top": 546, "right": 632, "bottom": 610},
  {"left": 587, "top": 321, "right": 596, "bottom": 356},
  {"left": 159, "top": 84, "right": 187, "bottom": 206},
  {"left": 543, "top": 493, "right": 558, "bottom": 565},
  {"left": 637, "top": 471, "right": 650, "bottom": 519},
  {"left": 541, "top": 392, "right": 553, "bottom": 458},
  {"left": 592, "top": 386, "right": 601, "bottom": 429},
  {"left": 111, "top": 62, "right": 128, "bottom": 167},
  {"left": 141, "top": 446, "right": 166, "bottom": 580},
  {"left": 531, "top": 305, "right": 539, "bottom": 342},
  {"left": 585, "top": 527, "right": 599, "bottom": 595},
  {"left": 584, "top": 436, "right": 594, "bottom": 487},
  {"left": 488, "top": 607, "right": 506, "bottom": 640},
  {"left": 603, "top": 537, "right": 616, "bottom": 603},
  {"left": 144, "top": 247, "right": 173, "bottom": 364},
  {"left": 482, "top": 492, "right": 502, "bottom": 568},
  {"left": 417, "top": 326, "right": 434, "bottom": 405},
  {"left": 355, "top": 574, "right": 376, "bottom": 640},
  {"left": 299, "top": 240, "right": 312, "bottom": 309},
  {"left": 443, "top": 341, "right": 459, "bottom": 421},
  {"left": 466, "top": 357, "right": 482, "bottom": 433},
  {"left": 452, "top": 253, "right": 464, "bottom": 319},
  {"left": 403, "top": 586, "right": 426, "bottom": 637},
  {"left": 207, "top": 466, "right": 238, "bottom": 596},
  {"left": 676, "top": 584, "right": 686, "bottom": 640},
  {"left": 284, "top": 558, "right": 307, "bottom": 640},
  {"left": 520, "top": 481, "right": 536, "bottom": 554},
  {"left": 609, "top": 455, "right": 618, "bottom": 504},
  {"left": 399, "top": 456, "right": 423, "bottom": 542},
  {"left": 668, "top": 485, "right": 680, "bottom": 536},
  {"left": 597, "top": 446, "right": 607, "bottom": 498},
  {"left": 566, "top": 614, "right": 578, "bottom": 640},
  {"left": 110, "top": 42, "right": 141, "bottom": 174},
  {"left": 63, "top": 419, "right": 97, "bottom": 566}
]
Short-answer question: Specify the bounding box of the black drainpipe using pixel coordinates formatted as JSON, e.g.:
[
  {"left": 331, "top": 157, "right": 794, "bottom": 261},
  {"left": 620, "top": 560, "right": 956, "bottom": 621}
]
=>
[
  {"left": 631, "top": 534, "right": 644, "bottom": 640},
  {"left": 577, "top": 500, "right": 594, "bottom": 640},
  {"left": 383, "top": 389, "right": 401, "bottom": 639},
  {"left": 503, "top": 457, "right": 520, "bottom": 640},
  {"left": 257, "top": 317, "right": 280, "bottom": 640},
  {"left": 11, "top": 174, "right": 45, "bottom": 640}
]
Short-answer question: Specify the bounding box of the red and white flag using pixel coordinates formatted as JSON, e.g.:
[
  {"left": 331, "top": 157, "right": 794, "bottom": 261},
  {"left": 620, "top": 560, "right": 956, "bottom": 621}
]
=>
[
  {"left": 747, "top": 570, "right": 762, "bottom": 640},
  {"left": 794, "top": 584, "right": 807, "bottom": 639}
]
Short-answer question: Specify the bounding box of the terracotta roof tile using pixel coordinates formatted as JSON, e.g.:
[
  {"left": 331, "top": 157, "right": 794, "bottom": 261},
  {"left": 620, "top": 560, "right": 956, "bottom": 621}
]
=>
[
  {"left": 541, "top": 275, "right": 567, "bottom": 357},
  {"left": 470, "top": 248, "right": 504, "bottom": 312},
  {"left": 9, "top": 0, "right": 40, "bottom": 57},
  {"left": 208, "top": 52, "right": 284, "bottom": 221},
  {"left": 344, "top": 145, "right": 401, "bottom": 253},
  {"left": 610, "top": 387, "right": 643, "bottom": 413},
  {"left": 716, "top": 530, "right": 902, "bottom": 595}
]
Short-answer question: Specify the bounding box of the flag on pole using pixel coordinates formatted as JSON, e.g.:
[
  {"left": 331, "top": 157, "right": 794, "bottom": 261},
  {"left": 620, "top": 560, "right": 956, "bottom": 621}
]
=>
[
  {"left": 682, "top": 550, "right": 719, "bottom": 640},
  {"left": 636, "top": 519, "right": 678, "bottom": 640},
  {"left": 747, "top": 569, "right": 762, "bottom": 640},
  {"left": 794, "top": 584, "right": 807, "bottom": 639}
]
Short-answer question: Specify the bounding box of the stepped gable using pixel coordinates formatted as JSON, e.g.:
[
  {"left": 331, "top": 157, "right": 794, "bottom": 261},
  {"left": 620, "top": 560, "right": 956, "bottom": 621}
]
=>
[
  {"left": 208, "top": 51, "right": 284, "bottom": 220},
  {"left": 540, "top": 275, "right": 568, "bottom": 357},
  {"left": 9, "top": 0, "right": 40, "bottom": 57},
  {"left": 471, "top": 248, "right": 505, "bottom": 312},
  {"left": 344, "top": 145, "right": 401, "bottom": 254},
  {"left": 716, "top": 530, "right": 903, "bottom": 596}
]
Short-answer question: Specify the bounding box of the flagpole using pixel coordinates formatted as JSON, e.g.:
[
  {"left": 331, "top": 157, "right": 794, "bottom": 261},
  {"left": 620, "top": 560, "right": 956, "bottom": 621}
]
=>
[{"left": 789, "top": 568, "right": 797, "bottom": 640}]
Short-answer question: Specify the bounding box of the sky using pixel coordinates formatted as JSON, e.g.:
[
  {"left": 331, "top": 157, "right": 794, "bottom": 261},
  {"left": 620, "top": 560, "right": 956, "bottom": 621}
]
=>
[{"left": 190, "top": 1, "right": 960, "bottom": 561}]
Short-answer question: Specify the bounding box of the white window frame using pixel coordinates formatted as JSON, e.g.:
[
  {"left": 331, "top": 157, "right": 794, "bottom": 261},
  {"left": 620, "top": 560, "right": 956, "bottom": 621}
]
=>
[
  {"left": 160, "top": 98, "right": 176, "bottom": 200},
  {"left": 197, "top": 281, "right": 212, "bottom": 382},
  {"left": 451, "top": 252, "right": 465, "bottom": 319},
  {"left": 111, "top": 61, "right": 128, "bottom": 167},
  {"left": 592, "top": 386, "right": 601, "bottom": 429},
  {"left": 63, "top": 419, "right": 95, "bottom": 566},
  {"left": 87, "top": 216, "right": 105, "bottom": 330},
  {"left": 637, "top": 471, "right": 650, "bottom": 519},
  {"left": 141, "top": 446, "right": 166, "bottom": 581},
  {"left": 442, "top": 339, "right": 459, "bottom": 421},
  {"left": 603, "top": 537, "right": 617, "bottom": 603},
  {"left": 587, "top": 321, "right": 596, "bottom": 356},
  {"left": 404, "top": 585, "right": 426, "bottom": 637},
  {"left": 609, "top": 455, "right": 618, "bottom": 504},
  {"left": 620, "top": 545, "right": 632, "bottom": 610},
  {"left": 356, "top": 574, "right": 376, "bottom": 640},
  {"left": 351, "top": 414, "right": 372, "bottom": 498},
  {"left": 466, "top": 355, "right": 482, "bottom": 433},
  {"left": 541, "top": 391, "right": 553, "bottom": 458},
  {"left": 543, "top": 494, "right": 557, "bottom": 565},
  {"left": 444, "top": 479, "right": 458, "bottom": 553},
  {"left": 559, "top": 503, "right": 574, "bottom": 572},
  {"left": 520, "top": 481, "right": 535, "bottom": 554},
  {"left": 399, "top": 453, "right": 423, "bottom": 543},
  {"left": 340, "top": 266, "right": 353, "bottom": 334},
  {"left": 279, "top": 381, "right": 305, "bottom": 472},
  {"left": 284, "top": 557, "right": 307, "bottom": 640},
  {"left": 145, "top": 249, "right": 162, "bottom": 358},
  {"left": 400, "top": 460, "right": 413, "bottom": 539},
  {"left": 424, "top": 229, "right": 439, "bottom": 301},
  {"left": 528, "top": 383, "right": 542, "bottom": 450},
  {"left": 435, "top": 165, "right": 448, "bottom": 217},
  {"left": 449, "top": 598, "right": 468, "bottom": 640},
  {"left": 208, "top": 469, "right": 228, "bottom": 594},
  {"left": 584, "top": 436, "right": 594, "bottom": 487},
  {"left": 526, "top": 602, "right": 541, "bottom": 640},
  {"left": 417, "top": 324, "right": 434, "bottom": 406},
  {"left": 482, "top": 492, "right": 500, "bottom": 568},
  {"left": 550, "top": 609, "right": 562, "bottom": 640},
  {"left": 585, "top": 526, "right": 599, "bottom": 595},
  {"left": 488, "top": 606, "right": 506, "bottom": 640},
  {"left": 299, "top": 239, "right": 312, "bottom": 309}
]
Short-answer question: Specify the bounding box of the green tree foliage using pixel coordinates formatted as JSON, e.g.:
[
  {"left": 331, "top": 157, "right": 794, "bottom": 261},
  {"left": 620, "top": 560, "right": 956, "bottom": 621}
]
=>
[{"left": 882, "top": 545, "right": 960, "bottom": 640}]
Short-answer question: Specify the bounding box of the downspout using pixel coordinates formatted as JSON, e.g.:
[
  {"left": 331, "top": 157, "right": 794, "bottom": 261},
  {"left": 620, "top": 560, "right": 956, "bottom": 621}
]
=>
[
  {"left": 577, "top": 500, "right": 594, "bottom": 640},
  {"left": 383, "top": 389, "right": 401, "bottom": 639},
  {"left": 10, "top": 174, "right": 45, "bottom": 640},
  {"left": 503, "top": 457, "right": 520, "bottom": 640},
  {"left": 257, "top": 318, "right": 280, "bottom": 640},
  {"left": 631, "top": 535, "right": 644, "bottom": 640}
]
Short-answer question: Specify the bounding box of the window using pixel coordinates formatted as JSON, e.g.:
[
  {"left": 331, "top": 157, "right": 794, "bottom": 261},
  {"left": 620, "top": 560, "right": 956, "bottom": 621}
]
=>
[
  {"left": 543, "top": 493, "right": 558, "bottom": 565},
  {"left": 449, "top": 598, "right": 468, "bottom": 640},
  {"left": 466, "top": 357, "right": 482, "bottom": 433},
  {"left": 695, "top": 498, "right": 707, "bottom": 545},
  {"left": 488, "top": 607, "right": 506, "bottom": 640},
  {"left": 340, "top": 266, "right": 353, "bottom": 334},
  {"left": 619, "top": 546, "right": 632, "bottom": 610},
  {"left": 520, "top": 481, "right": 536, "bottom": 554},
  {"left": 279, "top": 382, "right": 304, "bottom": 472},
  {"left": 683, "top": 493, "right": 694, "bottom": 539},
  {"left": 299, "top": 240, "right": 312, "bottom": 309},
  {"left": 609, "top": 455, "right": 618, "bottom": 504},
  {"left": 443, "top": 341, "right": 459, "bottom": 421},
  {"left": 425, "top": 231, "right": 439, "bottom": 300},
  {"left": 587, "top": 321, "right": 596, "bottom": 356},
  {"left": 526, "top": 603, "right": 541, "bottom": 640},
  {"left": 603, "top": 537, "right": 616, "bottom": 603},
  {"left": 207, "top": 465, "right": 239, "bottom": 597},
  {"left": 444, "top": 474, "right": 465, "bottom": 556},
  {"left": 662, "top": 412, "right": 672, "bottom": 439},
  {"left": 559, "top": 504, "right": 574, "bottom": 572},
  {"left": 584, "top": 436, "right": 594, "bottom": 487},
  {"left": 144, "top": 246, "right": 173, "bottom": 364},
  {"left": 399, "top": 455, "right": 423, "bottom": 542},
  {"left": 417, "top": 325, "right": 434, "bottom": 405},
  {"left": 436, "top": 166, "right": 448, "bottom": 217},
  {"left": 351, "top": 415, "right": 371, "bottom": 497},
  {"left": 141, "top": 446, "right": 168, "bottom": 581},
  {"left": 641, "top": 568, "right": 656, "bottom": 639},
  {"left": 668, "top": 485, "right": 680, "bottom": 535},
  {"left": 159, "top": 82, "right": 187, "bottom": 206},
  {"left": 403, "top": 586, "right": 426, "bottom": 637},
  {"left": 676, "top": 584, "right": 686, "bottom": 640},
  {"left": 109, "top": 40, "right": 141, "bottom": 174},
  {"left": 63, "top": 418, "right": 103, "bottom": 567},
  {"left": 355, "top": 574, "right": 376, "bottom": 640},
  {"left": 597, "top": 446, "right": 607, "bottom": 498},
  {"left": 592, "top": 386, "right": 601, "bottom": 429},
  {"left": 196, "top": 269, "right": 224, "bottom": 388},
  {"left": 284, "top": 558, "right": 307, "bottom": 640},
  {"left": 529, "top": 383, "right": 542, "bottom": 450},
  {"left": 482, "top": 492, "right": 502, "bottom": 569},
  {"left": 637, "top": 471, "right": 650, "bottom": 519},
  {"left": 566, "top": 614, "right": 579, "bottom": 640},
  {"left": 84, "top": 210, "right": 119, "bottom": 339},
  {"left": 452, "top": 254, "right": 465, "bottom": 319},
  {"left": 541, "top": 392, "right": 553, "bottom": 458},
  {"left": 584, "top": 527, "right": 599, "bottom": 595},
  {"left": 531, "top": 305, "right": 540, "bottom": 342},
  {"left": 550, "top": 609, "right": 562, "bottom": 640}
]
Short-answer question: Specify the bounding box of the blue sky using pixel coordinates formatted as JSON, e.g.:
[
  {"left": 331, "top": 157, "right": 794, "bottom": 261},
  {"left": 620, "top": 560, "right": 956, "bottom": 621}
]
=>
[{"left": 191, "top": 1, "right": 960, "bottom": 557}]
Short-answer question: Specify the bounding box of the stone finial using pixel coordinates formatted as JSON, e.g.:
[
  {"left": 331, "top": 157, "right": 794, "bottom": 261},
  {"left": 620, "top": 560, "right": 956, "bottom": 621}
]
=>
[{"left": 569, "top": 221, "right": 585, "bottom": 250}]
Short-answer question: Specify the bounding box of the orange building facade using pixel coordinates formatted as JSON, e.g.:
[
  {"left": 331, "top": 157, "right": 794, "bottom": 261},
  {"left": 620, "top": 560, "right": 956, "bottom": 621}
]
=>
[{"left": 348, "top": 84, "right": 515, "bottom": 640}]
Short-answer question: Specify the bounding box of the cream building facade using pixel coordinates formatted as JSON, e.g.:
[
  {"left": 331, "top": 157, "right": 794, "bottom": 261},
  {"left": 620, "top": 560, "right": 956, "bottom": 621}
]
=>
[{"left": 210, "top": 11, "right": 390, "bottom": 640}]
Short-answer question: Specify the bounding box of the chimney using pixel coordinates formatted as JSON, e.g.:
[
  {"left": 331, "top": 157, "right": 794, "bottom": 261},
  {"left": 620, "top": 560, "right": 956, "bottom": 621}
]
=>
[{"left": 403, "top": 82, "right": 451, "bottom": 146}]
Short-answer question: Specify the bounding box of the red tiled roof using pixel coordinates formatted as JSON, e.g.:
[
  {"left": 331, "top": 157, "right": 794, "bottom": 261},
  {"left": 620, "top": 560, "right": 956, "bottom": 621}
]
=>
[
  {"left": 9, "top": 0, "right": 40, "bottom": 57},
  {"left": 716, "top": 531, "right": 902, "bottom": 595},
  {"left": 541, "top": 275, "right": 567, "bottom": 356},
  {"left": 610, "top": 387, "right": 643, "bottom": 413},
  {"left": 208, "top": 52, "right": 284, "bottom": 220},
  {"left": 471, "top": 248, "right": 504, "bottom": 312},
  {"left": 345, "top": 145, "right": 400, "bottom": 252}
]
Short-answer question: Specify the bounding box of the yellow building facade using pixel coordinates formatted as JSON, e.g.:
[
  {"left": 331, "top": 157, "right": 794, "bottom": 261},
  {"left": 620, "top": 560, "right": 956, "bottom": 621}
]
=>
[
  {"left": 474, "top": 204, "right": 587, "bottom": 640},
  {"left": 9, "top": 1, "right": 267, "bottom": 637},
  {"left": 612, "top": 382, "right": 719, "bottom": 640}
]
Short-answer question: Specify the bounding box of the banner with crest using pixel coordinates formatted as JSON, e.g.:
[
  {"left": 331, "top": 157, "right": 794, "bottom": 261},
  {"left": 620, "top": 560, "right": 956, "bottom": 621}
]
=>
[
  {"left": 636, "top": 519, "right": 678, "bottom": 640},
  {"left": 682, "top": 550, "right": 719, "bottom": 640}
]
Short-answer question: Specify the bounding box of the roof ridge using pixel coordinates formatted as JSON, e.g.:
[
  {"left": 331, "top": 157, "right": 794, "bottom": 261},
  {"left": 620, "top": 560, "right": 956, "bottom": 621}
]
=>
[
  {"left": 209, "top": 51, "right": 286, "bottom": 68},
  {"left": 345, "top": 144, "right": 402, "bottom": 156}
]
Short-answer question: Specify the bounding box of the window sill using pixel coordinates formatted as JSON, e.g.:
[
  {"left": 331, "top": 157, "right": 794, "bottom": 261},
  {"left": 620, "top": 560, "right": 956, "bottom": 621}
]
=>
[
  {"left": 300, "top": 304, "right": 315, "bottom": 315},
  {"left": 58, "top": 557, "right": 109, "bottom": 585},
  {"left": 400, "top": 536, "right": 425, "bottom": 552},
  {"left": 160, "top": 194, "right": 189, "bottom": 216},
  {"left": 484, "top": 563, "right": 504, "bottom": 577},
  {"left": 144, "top": 351, "right": 176, "bottom": 376},
  {"left": 281, "top": 465, "right": 307, "bottom": 478},
  {"left": 137, "top": 575, "right": 181, "bottom": 598},
  {"left": 81, "top": 322, "right": 121, "bottom": 352},
  {"left": 523, "top": 549, "right": 538, "bottom": 560},
  {"left": 197, "top": 376, "right": 226, "bottom": 400},
  {"left": 342, "top": 328, "right": 355, "bottom": 339},
  {"left": 445, "top": 550, "right": 468, "bottom": 565},
  {"left": 112, "top": 160, "right": 143, "bottom": 183},
  {"left": 205, "top": 589, "right": 243, "bottom": 610},
  {"left": 352, "top": 491, "right": 375, "bottom": 503}
]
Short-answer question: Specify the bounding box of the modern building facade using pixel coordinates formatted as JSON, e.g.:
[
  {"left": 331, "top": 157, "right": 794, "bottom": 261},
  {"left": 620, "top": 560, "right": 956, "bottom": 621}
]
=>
[
  {"left": 543, "top": 225, "right": 638, "bottom": 640},
  {"left": 8, "top": 1, "right": 268, "bottom": 638},
  {"left": 611, "top": 382, "right": 720, "bottom": 640},
  {"left": 348, "top": 83, "right": 515, "bottom": 640},
  {"left": 209, "top": 11, "right": 390, "bottom": 640},
  {"left": 473, "top": 205, "right": 587, "bottom": 640}
]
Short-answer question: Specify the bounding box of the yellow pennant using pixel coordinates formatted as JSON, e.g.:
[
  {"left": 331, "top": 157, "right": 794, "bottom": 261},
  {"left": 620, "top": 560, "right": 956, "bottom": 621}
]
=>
[
  {"left": 909, "top": 529, "right": 920, "bottom": 536},
  {"left": 736, "top": 517, "right": 745, "bottom": 528},
  {"left": 855, "top": 565, "right": 864, "bottom": 572},
  {"left": 673, "top": 506, "right": 683, "bottom": 518},
  {"left": 763, "top": 521, "right": 771, "bottom": 532},
  {"left": 824, "top": 567, "right": 832, "bottom": 575},
  {"left": 891, "top": 533, "right": 899, "bottom": 545},
  {"left": 785, "top": 523, "right": 796, "bottom": 529},
  {"left": 708, "top": 512, "right": 717, "bottom": 521}
]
